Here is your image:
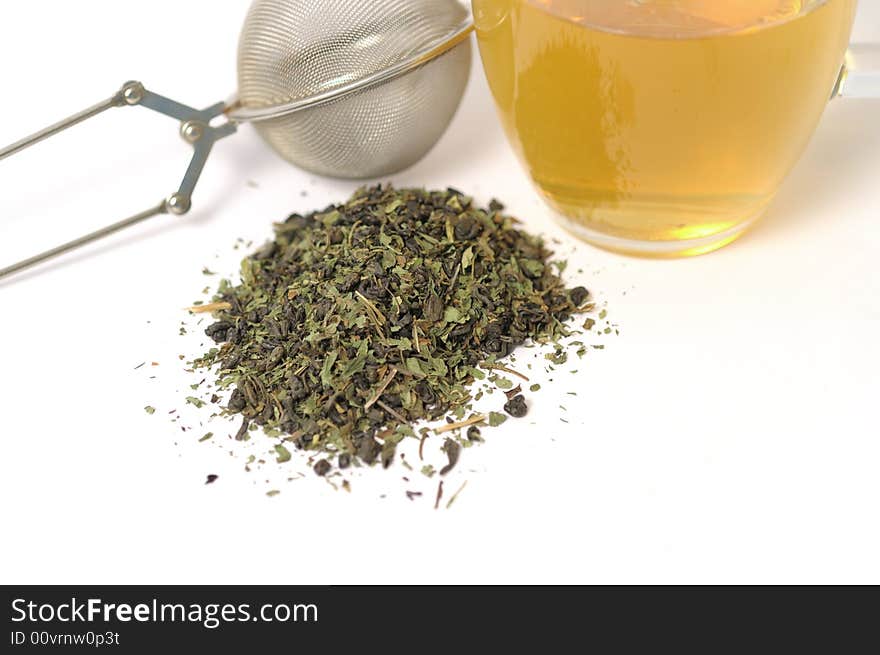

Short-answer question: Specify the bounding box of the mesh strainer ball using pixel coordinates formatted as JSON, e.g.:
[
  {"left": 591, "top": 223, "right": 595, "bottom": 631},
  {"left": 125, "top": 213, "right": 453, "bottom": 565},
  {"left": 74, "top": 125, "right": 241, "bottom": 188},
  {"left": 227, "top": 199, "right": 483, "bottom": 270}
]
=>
[
  {"left": 0, "top": 0, "right": 474, "bottom": 278},
  {"left": 231, "top": 0, "right": 473, "bottom": 178}
]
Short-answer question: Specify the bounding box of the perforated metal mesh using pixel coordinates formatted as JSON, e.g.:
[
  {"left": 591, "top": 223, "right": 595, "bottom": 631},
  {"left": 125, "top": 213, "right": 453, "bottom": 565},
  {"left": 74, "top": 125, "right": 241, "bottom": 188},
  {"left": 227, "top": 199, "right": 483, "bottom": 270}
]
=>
[{"left": 236, "top": 0, "right": 472, "bottom": 178}]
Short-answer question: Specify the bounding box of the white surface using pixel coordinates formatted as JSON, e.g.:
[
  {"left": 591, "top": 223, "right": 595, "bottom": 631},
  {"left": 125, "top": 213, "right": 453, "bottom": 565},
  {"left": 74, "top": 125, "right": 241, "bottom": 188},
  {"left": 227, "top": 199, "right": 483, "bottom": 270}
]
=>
[{"left": 0, "top": 1, "right": 878, "bottom": 585}]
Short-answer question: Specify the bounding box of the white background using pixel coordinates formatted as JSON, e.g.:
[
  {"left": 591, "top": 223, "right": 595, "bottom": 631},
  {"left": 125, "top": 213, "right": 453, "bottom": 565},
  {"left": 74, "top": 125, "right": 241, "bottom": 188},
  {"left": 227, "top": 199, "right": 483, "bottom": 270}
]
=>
[{"left": 0, "top": 1, "right": 878, "bottom": 584}]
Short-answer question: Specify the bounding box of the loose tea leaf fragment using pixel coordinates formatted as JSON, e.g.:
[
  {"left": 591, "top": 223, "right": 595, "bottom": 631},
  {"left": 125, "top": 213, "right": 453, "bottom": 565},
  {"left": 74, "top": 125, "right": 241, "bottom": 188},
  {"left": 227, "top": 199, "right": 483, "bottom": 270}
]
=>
[
  {"left": 439, "top": 438, "right": 461, "bottom": 476},
  {"left": 503, "top": 395, "right": 528, "bottom": 418}
]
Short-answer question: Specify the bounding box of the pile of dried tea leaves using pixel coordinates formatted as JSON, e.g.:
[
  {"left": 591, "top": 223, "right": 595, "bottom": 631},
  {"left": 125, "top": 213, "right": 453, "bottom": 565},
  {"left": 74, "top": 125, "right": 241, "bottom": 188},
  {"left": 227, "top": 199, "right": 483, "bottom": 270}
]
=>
[{"left": 195, "top": 185, "right": 589, "bottom": 477}]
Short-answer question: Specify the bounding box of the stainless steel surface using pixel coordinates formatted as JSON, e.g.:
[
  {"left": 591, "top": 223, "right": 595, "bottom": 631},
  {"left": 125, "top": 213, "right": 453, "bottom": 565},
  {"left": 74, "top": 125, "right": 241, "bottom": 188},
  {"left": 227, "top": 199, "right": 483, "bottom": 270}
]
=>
[
  {"left": 228, "top": 5, "right": 473, "bottom": 122},
  {"left": 0, "top": 83, "right": 236, "bottom": 279},
  {"left": 0, "top": 95, "right": 122, "bottom": 161},
  {"left": 234, "top": 0, "right": 472, "bottom": 178},
  {"left": 0, "top": 202, "right": 167, "bottom": 280}
]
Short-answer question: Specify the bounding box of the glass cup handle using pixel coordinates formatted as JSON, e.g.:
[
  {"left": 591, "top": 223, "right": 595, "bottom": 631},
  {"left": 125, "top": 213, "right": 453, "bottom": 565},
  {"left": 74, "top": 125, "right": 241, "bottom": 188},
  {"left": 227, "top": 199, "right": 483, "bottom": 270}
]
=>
[{"left": 834, "top": 43, "right": 880, "bottom": 98}]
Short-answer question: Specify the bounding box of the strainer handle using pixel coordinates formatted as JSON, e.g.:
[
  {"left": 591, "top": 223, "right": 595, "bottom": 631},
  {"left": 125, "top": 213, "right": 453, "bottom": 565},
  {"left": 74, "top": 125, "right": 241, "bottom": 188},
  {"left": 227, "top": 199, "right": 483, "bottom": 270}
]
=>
[{"left": 0, "top": 81, "right": 236, "bottom": 280}]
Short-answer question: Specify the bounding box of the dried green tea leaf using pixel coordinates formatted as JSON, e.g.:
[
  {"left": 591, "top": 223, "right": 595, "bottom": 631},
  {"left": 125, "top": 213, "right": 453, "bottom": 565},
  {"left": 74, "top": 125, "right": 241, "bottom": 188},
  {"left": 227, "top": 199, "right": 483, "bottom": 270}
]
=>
[
  {"left": 504, "top": 395, "right": 528, "bottom": 418},
  {"left": 504, "top": 384, "right": 523, "bottom": 400},
  {"left": 446, "top": 480, "right": 468, "bottom": 509},
  {"left": 234, "top": 418, "right": 250, "bottom": 442},
  {"left": 275, "top": 444, "right": 292, "bottom": 463},
  {"left": 488, "top": 412, "right": 508, "bottom": 427},
  {"left": 439, "top": 438, "right": 461, "bottom": 476},
  {"left": 495, "top": 377, "right": 515, "bottom": 390},
  {"left": 193, "top": 185, "right": 590, "bottom": 477},
  {"left": 434, "top": 480, "right": 444, "bottom": 510},
  {"left": 434, "top": 414, "right": 486, "bottom": 435}
]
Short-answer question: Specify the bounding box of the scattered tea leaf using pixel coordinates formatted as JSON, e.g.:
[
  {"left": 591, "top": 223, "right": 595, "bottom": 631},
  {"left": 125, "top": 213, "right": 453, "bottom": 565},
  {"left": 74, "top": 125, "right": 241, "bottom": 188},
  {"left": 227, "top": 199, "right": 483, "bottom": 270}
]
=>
[
  {"left": 434, "top": 414, "right": 486, "bottom": 435},
  {"left": 234, "top": 418, "right": 250, "bottom": 441},
  {"left": 480, "top": 362, "right": 530, "bottom": 382},
  {"left": 504, "top": 384, "right": 523, "bottom": 400},
  {"left": 434, "top": 480, "right": 444, "bottom": 510},
  {"left": 439, "top": 438, "right": 461, "bottom": 476},
  {"left": 188, "top": 301, "right": 232, "bottom": 314},
  {"left": 488, "top": 412, "right": 508, "bottom": 427},
  {"left": 274, "top": 444, "right": 292, "bottom": 463},
  {"left": 504, "top": 394, "right": 528, "bottom": 418},
  {"left": 495, "top": 377, "right": 515, "bottom": 390},
  {"left": 446, "top": 480, "right": 468, "bottom": 509}
]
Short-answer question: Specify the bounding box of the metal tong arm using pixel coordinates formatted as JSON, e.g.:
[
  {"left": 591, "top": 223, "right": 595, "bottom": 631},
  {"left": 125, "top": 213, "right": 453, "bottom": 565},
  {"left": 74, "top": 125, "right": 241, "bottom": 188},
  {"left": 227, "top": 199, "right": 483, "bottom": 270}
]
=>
[{"left": 0, "top": 81, "right": 236, "bottom": 280}]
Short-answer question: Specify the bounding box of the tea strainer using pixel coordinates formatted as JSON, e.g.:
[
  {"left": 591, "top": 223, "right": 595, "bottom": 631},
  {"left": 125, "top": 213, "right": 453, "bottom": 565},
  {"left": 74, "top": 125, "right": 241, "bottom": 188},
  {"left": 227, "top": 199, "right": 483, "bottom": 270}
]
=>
[{"left": 0, "top": 0, "right": 473, "bottom": 279}]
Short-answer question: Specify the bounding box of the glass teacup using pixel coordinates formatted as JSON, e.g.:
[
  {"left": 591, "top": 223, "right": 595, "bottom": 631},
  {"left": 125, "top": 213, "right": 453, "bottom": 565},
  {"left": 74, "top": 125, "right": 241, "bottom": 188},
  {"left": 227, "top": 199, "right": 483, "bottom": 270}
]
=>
[{"left": 474, "top": 0, "right": 879, "bottom": 257}]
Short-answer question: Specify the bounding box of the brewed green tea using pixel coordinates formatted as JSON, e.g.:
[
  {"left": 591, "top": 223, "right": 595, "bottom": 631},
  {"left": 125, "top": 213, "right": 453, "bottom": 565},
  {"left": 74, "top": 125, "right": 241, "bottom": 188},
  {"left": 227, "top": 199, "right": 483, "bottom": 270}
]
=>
[{"left": 474, "top": 0, "right": 857, "bottom": 255}]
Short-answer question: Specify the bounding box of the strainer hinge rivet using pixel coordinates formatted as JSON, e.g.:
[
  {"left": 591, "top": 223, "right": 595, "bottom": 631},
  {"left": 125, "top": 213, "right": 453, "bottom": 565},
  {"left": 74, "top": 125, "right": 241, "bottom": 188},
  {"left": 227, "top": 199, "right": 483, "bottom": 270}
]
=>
[
  {"left": 165, "top": 193, "right": 192, "bottom": 215},
  {"left": 121, "top": 81, "right": 145, "bottom": 106},
  {"left": 180, "top": 121, "right": 205, "bottom": 144}
]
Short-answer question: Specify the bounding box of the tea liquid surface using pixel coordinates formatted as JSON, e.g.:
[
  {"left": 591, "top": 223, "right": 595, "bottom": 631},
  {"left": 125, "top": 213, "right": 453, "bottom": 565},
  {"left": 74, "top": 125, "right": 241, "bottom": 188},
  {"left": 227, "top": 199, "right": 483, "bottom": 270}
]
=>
[{"left": 474, "top": 0, "right": 857, "bottom": 255}]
